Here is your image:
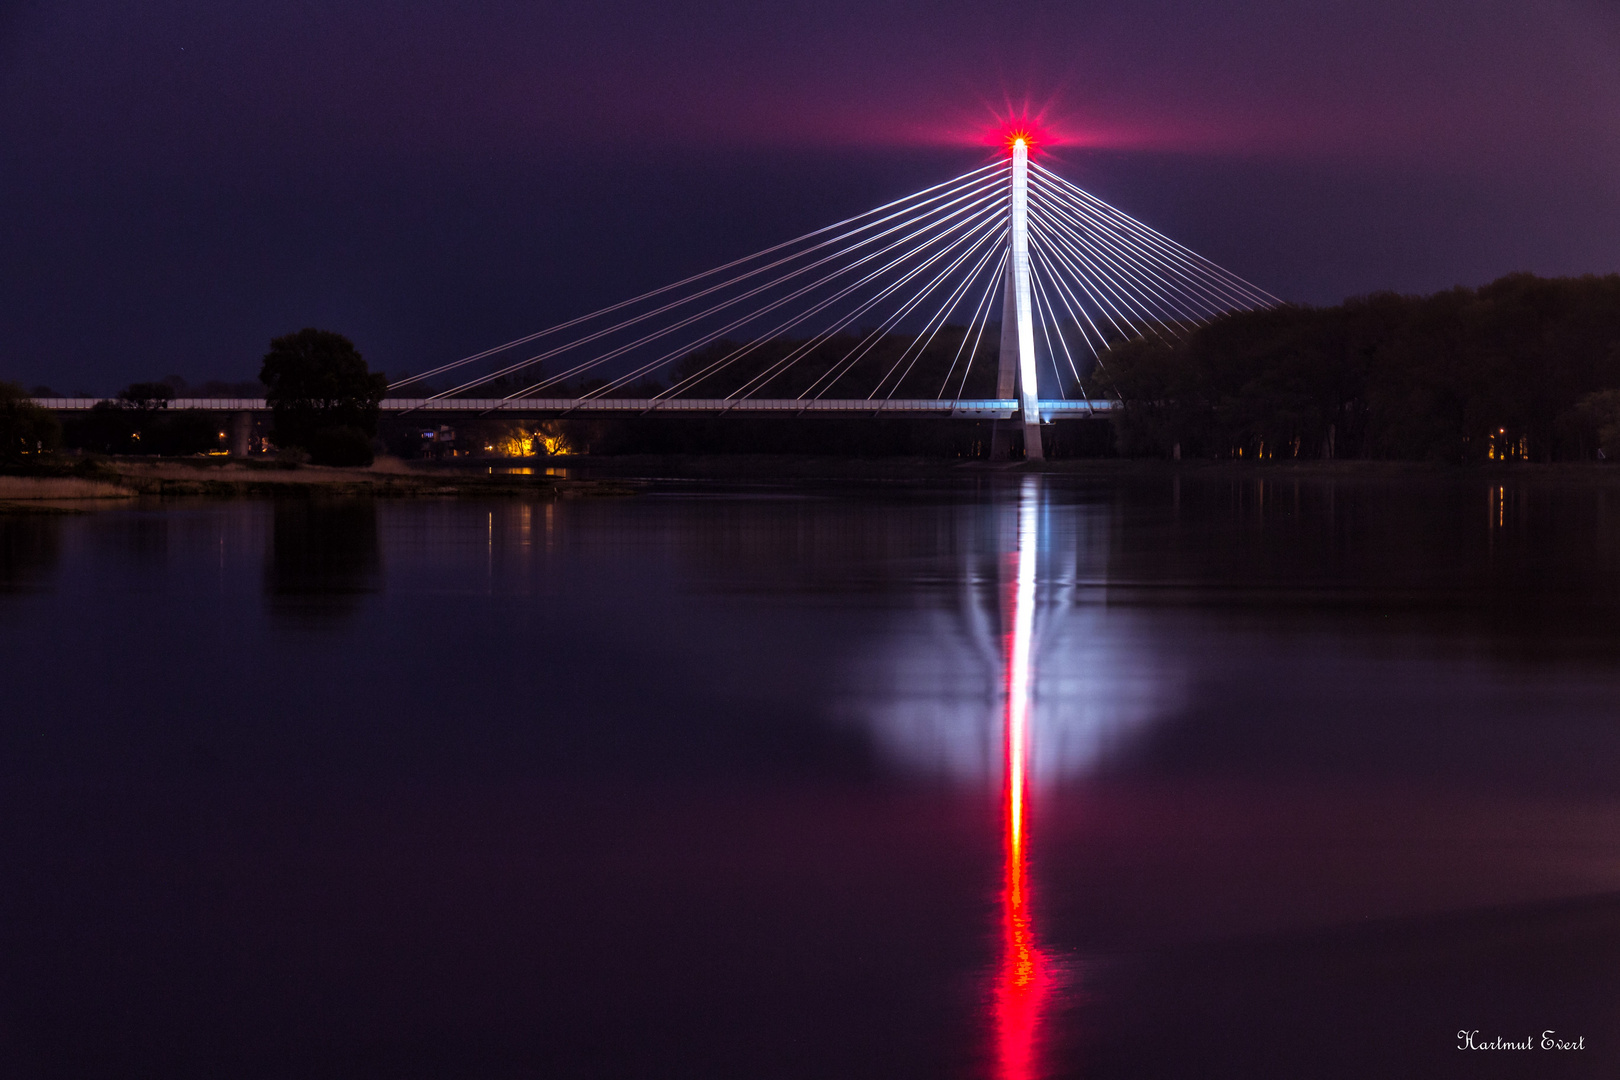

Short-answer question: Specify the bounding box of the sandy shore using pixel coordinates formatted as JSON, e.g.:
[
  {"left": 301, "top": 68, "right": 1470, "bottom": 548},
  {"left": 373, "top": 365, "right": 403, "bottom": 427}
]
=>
[
  {"left": 12, "top": 453, "right": 1620, "bottom": 504},
  {"left": 0, "top": 457, "right": 641, "bottom": 502},
  {"left": 0, "top": 476, "right": 136, "bottom": 500}
]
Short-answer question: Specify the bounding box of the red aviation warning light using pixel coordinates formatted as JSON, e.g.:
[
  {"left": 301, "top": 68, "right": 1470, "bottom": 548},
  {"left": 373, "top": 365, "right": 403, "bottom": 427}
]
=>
[{"left": 991, "top": 118, "right": 1051, "bottom": 158}]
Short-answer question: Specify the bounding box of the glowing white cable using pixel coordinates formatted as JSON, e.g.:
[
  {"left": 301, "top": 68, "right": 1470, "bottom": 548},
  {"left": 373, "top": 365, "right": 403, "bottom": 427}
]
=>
[
  {"left": 1024, "top": 238, "right": 1112, "bottom": 356},
  {"left": 604, "top": 198, "right": 1009, "bottom": 401},
  {"left": 940, "top": 247, "right": 1008, "bottom": 400},
  {"left": 498, "top": 187, "right": 1009, "bottom": 402},
  {"left": 1027, "top": 215, "right": 1159, "bottom": 344},
  {"left": 1032, "top": 164, "right": 1279, "bottom": 308},
  {"left": 1029, "top": 187, "right": 1216, "bottom": 326},
  {"left": 798, "top": 220, "right": 1010, "bottom": 401},
  {"left": 436, "top": 174, "right": 1009, "bottom": 402},
  {"left": 1028, "top": 242, "right": 1128, "bottom": 392},
  {"left": 872, "top": 229, "right": 1010, "bottom": 401},
  {"left": 1032, "top": 181, "right": 1237, "bottom": 319},
  {"left": 393, "top": 161, "right": 1007, "bottom": 388},
  {"left": 1033, "top": 163, "right": 1276, "bottom": 307},
  {"left": 1027, "top": 258, "right": 1081, "bottom": 392},
  {"left": 712, "top": 212, "right": 1011, "bottom": 401},
  {"left": 801, "top": 218, "right": 1012, "bottom": 399},
  {"left": 1027, "top": 243, "right": 1101, "bottom": 386},
  {"left": 627, "top": 197, "right": 1011, "bottom": 401},
  {"left": 1030, "top": 184, "right": 1237, "bottom": 321}
]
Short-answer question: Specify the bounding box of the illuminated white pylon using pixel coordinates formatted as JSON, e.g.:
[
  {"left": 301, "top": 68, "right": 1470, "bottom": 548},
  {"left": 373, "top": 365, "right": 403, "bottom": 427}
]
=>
[{"left": 996, "top": 138, "right": 1044, "bottom": 460}]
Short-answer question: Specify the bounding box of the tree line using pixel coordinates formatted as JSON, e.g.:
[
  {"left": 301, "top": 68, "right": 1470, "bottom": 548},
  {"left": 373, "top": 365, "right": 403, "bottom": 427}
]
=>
[
  {"left": 1090, "top": 273, "right": 1620, "bottom": 461},
  {"left": 12, "top": 278, "right": 1620, "bottom": 468},
  {"left": 2, "top": 329, "right": 386, "bottom": 466}
]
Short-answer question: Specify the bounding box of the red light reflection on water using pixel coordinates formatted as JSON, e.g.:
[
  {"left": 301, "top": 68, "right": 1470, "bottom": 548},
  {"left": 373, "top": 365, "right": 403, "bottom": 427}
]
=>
[{"left": 992, "top": 480, "right": 1055, "bottom": 1080}]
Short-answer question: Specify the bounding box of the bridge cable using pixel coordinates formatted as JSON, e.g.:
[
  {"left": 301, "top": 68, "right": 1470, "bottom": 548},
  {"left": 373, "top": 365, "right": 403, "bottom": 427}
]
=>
[
  {"left": 581, "top": 195, "right": 1010, "bottom": 403},
  {"left": 1029, "top": 183, "right": 1246, "bottom": 322},
  {"left": 392, "top": 160, "right": 1007, "bottom": 388},
  {"left": 1028, "top": 187, "right": 1217, "bottom": 327},
  {"left": 1025, "top": 238, "right": 1115, "bottom": 358},
  {"left": 1032, "top": 163, "right": 1277, "bottom": 309},
  {"left": 1027, "top": 242, "right": 1129, "bottom": 399},
  {"left": 606, "top": 195, "right": 1011, "bottom": 402},
  {"left": 799, "top": 214, "right": 1012, "bottom": 399},
  {"left": 432, "top": 170, "right": 1009, "bottom": 404},
  {"left": 1027, "top": 242, "right": 1107, "bottom": 382},
  {"left": 871, "top": 226, "right": 1012, "bottom": 402},
  {"left": 940, "top": 247, "right": 1008, "bottom": 401},
  {"left": 475, "top": 183, "right": 1008, "bottom": 405},
  {"left": 1027, "top": 257, "right": 1082, "bottom": 395},
  {"left": 684, "top": 207, "right": 1008, "bottom": 402},
  {"left": 1027, "top": 214, "right": 1167, "bottom": 346},
  {"left": 1031, "top": 164, "right": 1279, "bottom": 309}
]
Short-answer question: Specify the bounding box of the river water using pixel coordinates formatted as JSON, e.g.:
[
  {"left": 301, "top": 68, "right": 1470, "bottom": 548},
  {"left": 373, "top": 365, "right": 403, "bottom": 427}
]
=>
[{"left": 4, "top": 471, "right": 1620, "bottom": 1078}]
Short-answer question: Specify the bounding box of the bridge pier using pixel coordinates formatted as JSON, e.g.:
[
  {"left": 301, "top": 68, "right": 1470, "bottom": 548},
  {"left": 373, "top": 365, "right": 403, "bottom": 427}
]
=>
[
  {"left": 990, "top": 420, "right": 1044, "bottom": 461},
  {"left": 229, "top": 411, "right": 254, "bottom": 456}
]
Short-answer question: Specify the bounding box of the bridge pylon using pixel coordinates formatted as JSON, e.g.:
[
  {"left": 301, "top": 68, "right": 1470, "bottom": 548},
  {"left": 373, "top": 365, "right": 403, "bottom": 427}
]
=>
[
  {"left": 373, "top": 137, "right": 1276, "bottom": 442},
  {"left": 991, "top": 138, "right": 1044, "bottom": 461}
]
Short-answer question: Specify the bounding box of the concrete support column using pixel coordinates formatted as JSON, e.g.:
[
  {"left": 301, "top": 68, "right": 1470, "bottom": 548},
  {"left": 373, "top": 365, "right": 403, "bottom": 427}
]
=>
[{"left": 229, "top": 411, "right": 253, "bottom": 457}]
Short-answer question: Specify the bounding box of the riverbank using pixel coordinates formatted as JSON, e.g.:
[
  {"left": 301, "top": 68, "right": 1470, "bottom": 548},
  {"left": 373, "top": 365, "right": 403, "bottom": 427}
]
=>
[
  {"left": 7, "top": 453, "right": 1620, "bottom": 507},
  {"left": 0, "top": 457, "right": 639, "bottom": 502},
  {"left": 488, "top": 453, "right": 1620, "bottom": 485}
]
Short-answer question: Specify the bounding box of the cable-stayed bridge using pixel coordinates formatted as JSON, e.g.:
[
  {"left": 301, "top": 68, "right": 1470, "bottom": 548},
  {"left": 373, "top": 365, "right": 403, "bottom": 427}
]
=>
[{"left": 40, "top": 141, "right": 1277, "bottom": 459}]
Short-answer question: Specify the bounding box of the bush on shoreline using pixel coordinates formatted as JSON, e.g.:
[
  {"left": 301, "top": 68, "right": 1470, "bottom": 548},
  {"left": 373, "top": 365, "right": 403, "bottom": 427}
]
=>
[
  {"left": 260, "top": 329, "right": 387, "bottom": 460},
  {"left": 0, "top": 382, "right": 62, "bottom": 461}
]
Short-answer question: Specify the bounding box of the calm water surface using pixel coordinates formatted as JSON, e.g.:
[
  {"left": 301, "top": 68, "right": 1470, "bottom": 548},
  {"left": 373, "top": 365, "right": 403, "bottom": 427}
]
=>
[{"left": 5, "top": 472, "right": 1620, "bottom": 1078}]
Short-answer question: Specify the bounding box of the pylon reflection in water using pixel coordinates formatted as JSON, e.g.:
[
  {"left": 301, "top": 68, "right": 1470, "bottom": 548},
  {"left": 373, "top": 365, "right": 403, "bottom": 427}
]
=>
[{"left": 994, "top": 476, "right": 1056, "bottom": 1080}]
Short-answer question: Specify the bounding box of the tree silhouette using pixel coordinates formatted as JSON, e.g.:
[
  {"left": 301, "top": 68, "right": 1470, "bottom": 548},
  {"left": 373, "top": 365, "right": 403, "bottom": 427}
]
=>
[
  {"left": 259, "top": 329, "right": 387, "bottom": 463},
  {"left": 1092, "top": 273, "right": 1620, "bottom": 461}
]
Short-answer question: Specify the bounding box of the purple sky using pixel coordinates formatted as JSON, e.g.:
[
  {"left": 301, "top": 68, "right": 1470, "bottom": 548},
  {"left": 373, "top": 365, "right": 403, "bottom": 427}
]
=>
[{"left": 3, "top": 0, "right": 1618, "bottom": 390}]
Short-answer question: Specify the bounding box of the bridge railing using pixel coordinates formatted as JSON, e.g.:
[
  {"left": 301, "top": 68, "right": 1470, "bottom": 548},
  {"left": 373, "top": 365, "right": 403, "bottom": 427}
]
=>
[{"left": 30, "top": 397, "right": 1118, "bottom": 418}]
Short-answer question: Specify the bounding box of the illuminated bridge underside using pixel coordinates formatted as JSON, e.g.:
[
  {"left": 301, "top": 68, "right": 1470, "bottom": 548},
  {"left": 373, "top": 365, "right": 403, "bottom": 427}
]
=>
[{"left": 33, "top": 397, "right": 1119, "bottom": 419}]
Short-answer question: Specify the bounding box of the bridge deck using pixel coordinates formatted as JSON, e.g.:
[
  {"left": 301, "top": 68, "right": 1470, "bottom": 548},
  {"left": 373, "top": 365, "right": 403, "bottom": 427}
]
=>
[{"left": 33, "top": 397, "right": 1118, "bottom": 419}]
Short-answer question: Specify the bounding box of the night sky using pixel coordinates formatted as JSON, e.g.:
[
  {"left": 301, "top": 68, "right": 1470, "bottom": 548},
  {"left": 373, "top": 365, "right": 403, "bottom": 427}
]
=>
[{"left": 4, "top": 0, "right": 1618, "bottom": 392}]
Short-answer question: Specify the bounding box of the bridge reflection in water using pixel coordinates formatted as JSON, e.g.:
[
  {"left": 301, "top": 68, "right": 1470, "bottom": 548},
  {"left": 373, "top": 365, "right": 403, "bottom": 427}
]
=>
[
  {"left": 824, "top": 474, "right": 1181, "bottom": 1075},
  {"left": 993, "top": 476, "right": 1055, "bottom": 1080}
]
